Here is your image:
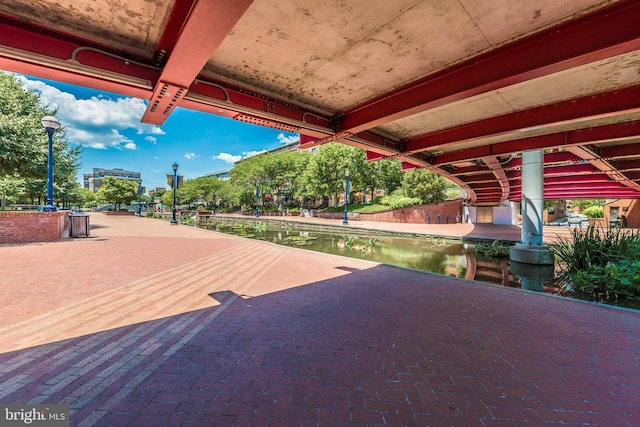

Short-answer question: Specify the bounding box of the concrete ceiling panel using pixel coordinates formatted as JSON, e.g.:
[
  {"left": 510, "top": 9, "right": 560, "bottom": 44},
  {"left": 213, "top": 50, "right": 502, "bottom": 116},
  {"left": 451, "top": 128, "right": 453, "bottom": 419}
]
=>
[
  {"left": 0, "top": 0, "right": 171, "bottom": 58},
  {"left": 461, "top": 0, "right": 617, "bottom": 46}
]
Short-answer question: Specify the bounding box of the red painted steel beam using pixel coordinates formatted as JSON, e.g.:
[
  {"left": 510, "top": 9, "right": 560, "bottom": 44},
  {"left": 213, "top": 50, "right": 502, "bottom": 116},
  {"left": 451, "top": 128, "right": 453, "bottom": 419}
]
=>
[
  {"left": 596, "top": 142, "right": 640, "bottom": 160},
  {"left": 451, "top": 152, "right": 583, "bottom": 175},
  {"left": 0, "top": 8, "right": 338, "bottom": 138},
  {"left": 511, "top": 190, "right": 640, "bottom": 199},
  {"left": 0, "top": 14, "right": 156, "bottom": 98},
  {"left": 611, "top": 159, "right": 640, "bottom": 171},
  {"left": 506, "top": 163, "right": 601, "bottom": 178},
  {"left": 172, "top": 76, "right": 339, "bottom": 140},
  {"left": 404, "top": 85, "right": 640, "bottom": 154},
  {"left": 509, "top": 175, "right": 612, "bottom": 187},
  {"left": 514, "top": 183, "right": 628, "bottom": 193},
  {"left": 152, "top": 0, "right": 198, "bottom": 67},
  {"left": 142, "top": 0, "right": 255, "bottom": 124},
  {"left": 513, "top": 187, "right": 640, "bottom": 195},
  {"left": 459, "top": 173, "right": 498, "bottom": 184},
  {"left": 625, "top": 171, "right": 640, "bottom": 181},
  {"left": 339, "top": 0, "right": 640, "bottom": 134},
  {"left": 448, "top": 165, "right": 490, "bottom": 176},
  {"left": 431, "top": 120, "right": 640, "bottom": 166}
]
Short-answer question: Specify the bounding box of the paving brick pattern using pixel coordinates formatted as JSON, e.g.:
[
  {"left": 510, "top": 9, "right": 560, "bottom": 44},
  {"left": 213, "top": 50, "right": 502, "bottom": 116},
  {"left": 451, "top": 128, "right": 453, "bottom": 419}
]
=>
[{"left": 0, "top": 214, "right": 638, "bottom": 426}]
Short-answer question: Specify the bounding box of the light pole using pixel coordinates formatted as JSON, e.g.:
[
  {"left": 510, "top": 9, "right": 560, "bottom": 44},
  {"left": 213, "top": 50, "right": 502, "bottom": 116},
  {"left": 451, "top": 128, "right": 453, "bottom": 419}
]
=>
[
  {"left": 255, "top": 181, "right": 260, "bottom": 217},
  {"left": 41, "top": 116, "right": 61, "bottom": 212},
  {"left": 137, "top": 182, "right": 143, "bottom": 216},
  {"left": 171, "top": 162, "right": 178, "bottom": 224},
  {"left": 343, "top": 169, "right": 350, "bottom": 225},
  {"left": 212, "top": 191, "right": 216, "bottom": 216},
  {"left": 62, "top": 182, "right": 67, "bottom": 210}
]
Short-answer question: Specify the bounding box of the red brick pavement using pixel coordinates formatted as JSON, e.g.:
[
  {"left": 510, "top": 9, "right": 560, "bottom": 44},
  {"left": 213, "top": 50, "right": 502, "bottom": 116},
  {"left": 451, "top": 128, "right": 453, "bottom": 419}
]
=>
[{"left": 0, "top": 214, "right": 638, "bottom": 426}]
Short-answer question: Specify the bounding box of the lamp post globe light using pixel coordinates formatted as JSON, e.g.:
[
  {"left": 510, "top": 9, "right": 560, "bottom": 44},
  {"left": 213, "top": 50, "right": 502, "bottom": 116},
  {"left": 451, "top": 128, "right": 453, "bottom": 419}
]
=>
[
  {"left": 171, "top": 162, "right": 178, "bottom": 224},
  {"left": 41, "top": 116, "right": 61, "bottom": 212},
  {"left": 343, "top": 169, "right": 350, "bottom": 225}
]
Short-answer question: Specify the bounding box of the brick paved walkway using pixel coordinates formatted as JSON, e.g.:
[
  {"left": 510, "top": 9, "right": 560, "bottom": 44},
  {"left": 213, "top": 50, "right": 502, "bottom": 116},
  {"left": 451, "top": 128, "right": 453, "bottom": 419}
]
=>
[{"left": 0, "top": 214, "right": 638, "bottom": 426}]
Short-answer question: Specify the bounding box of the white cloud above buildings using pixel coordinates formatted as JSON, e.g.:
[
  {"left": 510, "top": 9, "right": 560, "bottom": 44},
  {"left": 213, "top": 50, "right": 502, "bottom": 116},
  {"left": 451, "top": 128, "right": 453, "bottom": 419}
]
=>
[
  {"left": 211, "top": 149, "right": 268, "bottom": 165},
  {"left": 277, "top": 133, "right": 299, "bottom": 144},
  {"left": 17, "top": 75, "right": 164, "bottom": 150}
]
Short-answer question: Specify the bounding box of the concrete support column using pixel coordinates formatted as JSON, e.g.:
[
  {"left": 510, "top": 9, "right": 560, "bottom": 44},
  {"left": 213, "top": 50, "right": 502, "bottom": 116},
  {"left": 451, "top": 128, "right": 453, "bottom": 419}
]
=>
[
  {"left": 510, "top": 150, "right": 554, "bottom": 276},
  {"left": 521, "top": 150, "right": 544, "bottom": 246}
]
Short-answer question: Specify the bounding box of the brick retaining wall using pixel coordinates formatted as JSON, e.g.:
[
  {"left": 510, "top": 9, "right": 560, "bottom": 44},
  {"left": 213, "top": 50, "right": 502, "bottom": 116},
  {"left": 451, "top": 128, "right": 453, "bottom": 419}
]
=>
[
  {"left": 0, "top": 211, "right": 68, "bottom": 244},
  {"left": 318, "top": 199, "right": 464, "bottom": 223}
]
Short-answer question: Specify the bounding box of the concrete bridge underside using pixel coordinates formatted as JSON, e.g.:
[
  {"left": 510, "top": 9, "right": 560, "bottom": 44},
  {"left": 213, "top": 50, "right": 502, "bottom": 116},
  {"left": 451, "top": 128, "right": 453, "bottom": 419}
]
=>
[{"left": 2, "top": 0, "right": 640, "bottom": 204}]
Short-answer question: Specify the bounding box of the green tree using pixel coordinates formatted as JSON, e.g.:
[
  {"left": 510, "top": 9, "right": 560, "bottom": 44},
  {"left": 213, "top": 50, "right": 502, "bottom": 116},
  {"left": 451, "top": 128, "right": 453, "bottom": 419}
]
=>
[
  {"left": 361, "top": 157, "right": 403, "bottom": 201},
  {"left": 301, "top": 143, "right": 363, "bottom": 206},
  {"left": 229, "top": 150, "right": 309, "bottom": 210},
  {"left": 79, "top": 187, "right": 97, "bottom": 208},
  {"left": 0, "top": 72, "right": 80, "bottom": 179},
  {"left": 179, "top": 176, "right": 214, "bottom": 207},
  {"left": 96, "top": 177, "right": 138, "bottom": 209},
  {"left": 571, "top": 199, "right": 604, "bottom": 210},
  {"left": 401, "top": 168, "right": 448, "bottom": 204},
  {"left": 0, "top": 175, "right": 25, "bottom": 208},
  {"left": 0, "top": 72, "right": 81, "bottom": 203}
]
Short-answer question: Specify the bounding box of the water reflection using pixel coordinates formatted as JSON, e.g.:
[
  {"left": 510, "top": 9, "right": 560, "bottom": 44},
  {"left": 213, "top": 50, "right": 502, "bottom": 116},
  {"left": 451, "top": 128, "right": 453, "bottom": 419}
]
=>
[{"left": 208, "top": 225, "right": 522, "bottom": 288}]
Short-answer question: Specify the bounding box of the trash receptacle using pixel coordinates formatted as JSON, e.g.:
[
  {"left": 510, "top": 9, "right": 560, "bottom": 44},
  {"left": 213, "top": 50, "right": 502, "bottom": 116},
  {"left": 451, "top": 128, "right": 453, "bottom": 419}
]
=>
[{"left": 69, "top": 214, "right": 90, "bottom": 238}]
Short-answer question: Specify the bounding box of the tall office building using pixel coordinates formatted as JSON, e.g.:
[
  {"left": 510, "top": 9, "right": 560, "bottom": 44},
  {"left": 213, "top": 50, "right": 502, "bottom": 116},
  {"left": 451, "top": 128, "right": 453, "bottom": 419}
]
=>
[{"left": 83, "top": 168, "right": 142, "bottom": 193}]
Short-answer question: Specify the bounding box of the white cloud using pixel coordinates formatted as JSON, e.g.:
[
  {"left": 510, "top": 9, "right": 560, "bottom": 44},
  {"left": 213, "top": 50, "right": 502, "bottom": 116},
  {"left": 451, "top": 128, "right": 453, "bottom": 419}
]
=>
[
  {"left": 277, "top": 133, "right": 300, "bottom": 145},
  {"left": 212, "top": 149, "right": 269, "bottom": 164},
  {"left": 184, "top": 152, "right": 197, "bottom": 160},
  {"left": 243, "top": 149, "right": 266, "bottom": 158},
  {"left": 145, "top": 136, "right": 157, "bottom": 144},
  {"left": 213, "top": 152, "right": 242, "bottom": 164},
  {"left": 17, "top": 75, "right": 165, "bottom": 149}
]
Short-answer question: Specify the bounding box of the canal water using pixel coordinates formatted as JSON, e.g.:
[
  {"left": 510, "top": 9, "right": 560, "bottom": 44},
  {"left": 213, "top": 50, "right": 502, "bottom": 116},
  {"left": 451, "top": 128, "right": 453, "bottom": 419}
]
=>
[{"left": 204, "top": 223, "right": 522, "bottom": 288}]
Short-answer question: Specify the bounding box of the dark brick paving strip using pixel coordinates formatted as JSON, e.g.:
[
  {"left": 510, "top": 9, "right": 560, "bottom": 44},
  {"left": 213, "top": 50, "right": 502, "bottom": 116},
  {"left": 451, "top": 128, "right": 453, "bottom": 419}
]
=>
[{"left": 0, "top": 214, "right": 638, "bottom": 426}]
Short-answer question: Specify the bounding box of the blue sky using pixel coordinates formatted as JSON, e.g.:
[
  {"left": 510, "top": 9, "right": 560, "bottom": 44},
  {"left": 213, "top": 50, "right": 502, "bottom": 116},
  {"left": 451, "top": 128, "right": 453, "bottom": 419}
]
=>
[{"left": 11, "top": 72, "right": 300, "bottom": 191}]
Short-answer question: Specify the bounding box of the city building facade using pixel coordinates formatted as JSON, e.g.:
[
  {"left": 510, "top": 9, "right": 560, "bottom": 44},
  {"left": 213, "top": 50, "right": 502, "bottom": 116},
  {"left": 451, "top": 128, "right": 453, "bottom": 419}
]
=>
[{"left": 83, "top": 168, "right": 142, "bottom": 193}]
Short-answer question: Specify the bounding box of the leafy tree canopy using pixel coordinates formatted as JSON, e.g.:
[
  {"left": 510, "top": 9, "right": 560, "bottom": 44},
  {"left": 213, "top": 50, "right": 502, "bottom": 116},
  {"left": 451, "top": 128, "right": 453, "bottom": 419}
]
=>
[
  {"left": 0, "top": 72, "right": 81, "bottom": 200},
  {"left": 96, "top": 177, "right": 138, "bottom": 208},
  {"left": 401, "top": 168, "right": 448, "bottom": 204}
]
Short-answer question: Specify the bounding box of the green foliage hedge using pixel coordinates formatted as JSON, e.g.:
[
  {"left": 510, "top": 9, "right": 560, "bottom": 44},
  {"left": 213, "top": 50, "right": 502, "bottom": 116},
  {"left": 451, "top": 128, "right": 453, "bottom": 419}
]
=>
[
  {"left": 549, "top": 225, "right": 640, "bottom": 303},
  {"left": 475, "top": 241, "right": 511, "bottom": 259}
]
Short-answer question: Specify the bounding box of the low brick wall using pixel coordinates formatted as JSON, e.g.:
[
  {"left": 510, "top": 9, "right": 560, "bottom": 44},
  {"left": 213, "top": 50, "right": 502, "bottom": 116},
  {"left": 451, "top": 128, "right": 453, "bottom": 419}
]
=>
[
  {"left": 0, "top": 211, "right": 68, "bottom": 244},
  {"left": 318, "top": 199, "right": 464, "bottom": 224}
]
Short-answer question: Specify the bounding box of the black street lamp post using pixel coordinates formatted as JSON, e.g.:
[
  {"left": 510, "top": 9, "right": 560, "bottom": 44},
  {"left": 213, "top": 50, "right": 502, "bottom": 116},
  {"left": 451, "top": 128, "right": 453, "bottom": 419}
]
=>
[
  {"left": 41, "top": 116, "right": 61, "bottom": 212},
  {"left": 343, "top": 170, "right": 350, "bottom": 225},
  {"left": 62, "top": 182, "right": 67, "bottom": 210},
  {"left": 255, "top": 182, "right": 260, "bottom": 217},
  {"left": 137, "top": 182, "right": 143, "bottom": 216},
  {"left": 212, "top": 191, "right": 216, "bottom": 215},
  {"left": 171, "top": 162, "right": 178, "bottom": 224}
]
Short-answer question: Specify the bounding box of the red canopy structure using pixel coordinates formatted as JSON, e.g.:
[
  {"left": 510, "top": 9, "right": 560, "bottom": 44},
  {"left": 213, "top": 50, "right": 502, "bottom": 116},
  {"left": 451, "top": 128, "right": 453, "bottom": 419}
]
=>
[{"left": 1, "top": 0, "right": 640, "bottom": 204}]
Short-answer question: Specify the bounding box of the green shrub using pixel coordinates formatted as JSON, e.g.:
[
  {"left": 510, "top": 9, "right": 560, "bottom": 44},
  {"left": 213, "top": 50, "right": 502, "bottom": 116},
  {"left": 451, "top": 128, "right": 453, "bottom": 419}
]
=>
[
  {"left": 573, "top": 260, "right": 640, "bottom": 302},
  {"left": 549, "top": 225, "right": 640, "bottom": 302},
  {"left": 379, "top": 194, "right": 422, "bottom": 209},
  {"left": 475, "top": 240, "right": 510, "bottom": 259},
  {"left": 582, "top": 206, "right": 603, "bottom": 218}
]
